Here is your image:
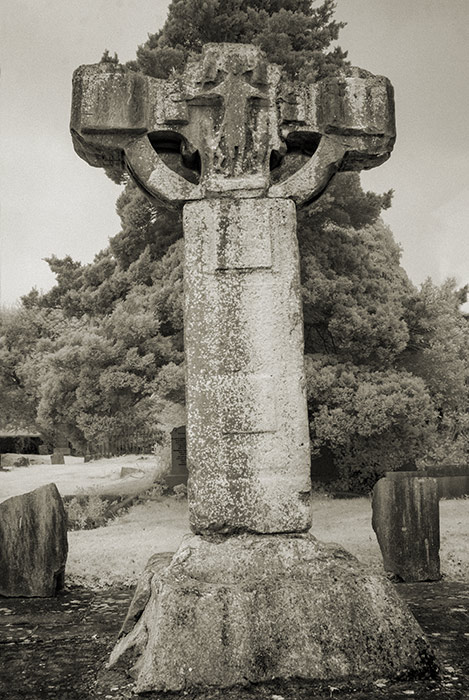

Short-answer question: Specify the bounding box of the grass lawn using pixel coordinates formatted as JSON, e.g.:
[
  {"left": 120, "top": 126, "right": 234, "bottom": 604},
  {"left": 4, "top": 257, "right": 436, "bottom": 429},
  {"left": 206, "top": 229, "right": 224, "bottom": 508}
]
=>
[
  {"left": 1, "top": 456, "right": 467, "bottom": 588},
  {"left": 66, "top": 494, "right": 468, "bottom": 588}
]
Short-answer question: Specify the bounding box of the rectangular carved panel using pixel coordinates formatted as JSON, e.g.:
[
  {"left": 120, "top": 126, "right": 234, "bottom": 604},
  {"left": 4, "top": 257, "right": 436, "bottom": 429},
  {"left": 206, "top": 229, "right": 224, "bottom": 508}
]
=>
[{"left": 201, "top": 200, "right": 273, "bottom": 272}]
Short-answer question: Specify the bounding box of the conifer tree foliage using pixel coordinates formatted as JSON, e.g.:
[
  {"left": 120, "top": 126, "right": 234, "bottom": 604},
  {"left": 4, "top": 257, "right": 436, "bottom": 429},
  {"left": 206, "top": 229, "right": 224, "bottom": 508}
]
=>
[
  {"left": 0, "top": 306, "right": 48, "bottom": 431},
  {"left": 399, "top": 279, "right": 469, "bottom": 467},
  {"left": 131, "top": 0, "right": 346, "bottom": 81},
  {"left": 3, "top": 0, "right": 467, "bottom": 483}
]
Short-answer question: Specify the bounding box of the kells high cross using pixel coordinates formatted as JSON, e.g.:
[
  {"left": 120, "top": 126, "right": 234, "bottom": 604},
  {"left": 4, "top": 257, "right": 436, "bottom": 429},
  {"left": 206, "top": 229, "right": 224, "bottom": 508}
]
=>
[{"left": 71, "top": 44, "right": 435, "bottom": 693}]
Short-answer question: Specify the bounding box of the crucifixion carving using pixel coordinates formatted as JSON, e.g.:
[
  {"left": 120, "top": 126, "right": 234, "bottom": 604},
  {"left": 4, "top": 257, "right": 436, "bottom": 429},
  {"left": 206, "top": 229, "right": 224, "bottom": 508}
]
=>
[{"left": 72, "top": 43, "right": 394, "bottom": 205}]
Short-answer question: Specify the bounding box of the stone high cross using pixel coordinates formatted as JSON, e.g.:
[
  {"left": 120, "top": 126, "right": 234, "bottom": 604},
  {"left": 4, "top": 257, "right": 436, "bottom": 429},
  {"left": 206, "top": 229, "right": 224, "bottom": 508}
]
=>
[
  {"left": 71, "top": 43, "right": 395, "bottom": 536},
  {"left": 71, "top": 44, "right": 437, "bottom": 694}
]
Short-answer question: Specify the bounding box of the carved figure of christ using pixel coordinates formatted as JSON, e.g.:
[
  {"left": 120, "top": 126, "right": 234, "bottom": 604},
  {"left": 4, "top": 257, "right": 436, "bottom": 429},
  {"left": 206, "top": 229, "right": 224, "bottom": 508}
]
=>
[{"left": 190, "top": 64, "right": 268, "bottom": 176}]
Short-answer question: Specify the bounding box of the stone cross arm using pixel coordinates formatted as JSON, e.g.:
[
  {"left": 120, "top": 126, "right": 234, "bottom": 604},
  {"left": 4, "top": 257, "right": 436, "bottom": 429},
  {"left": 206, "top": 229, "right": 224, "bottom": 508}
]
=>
[{"left": 71, "top": 44, "right": 395, "bottom": 207}]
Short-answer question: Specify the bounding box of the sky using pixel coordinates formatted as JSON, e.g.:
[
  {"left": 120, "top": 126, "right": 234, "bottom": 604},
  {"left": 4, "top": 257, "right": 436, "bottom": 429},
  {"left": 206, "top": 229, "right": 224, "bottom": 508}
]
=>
[{"left": 1, "top": 0, "right": 468, "bottom": 308}]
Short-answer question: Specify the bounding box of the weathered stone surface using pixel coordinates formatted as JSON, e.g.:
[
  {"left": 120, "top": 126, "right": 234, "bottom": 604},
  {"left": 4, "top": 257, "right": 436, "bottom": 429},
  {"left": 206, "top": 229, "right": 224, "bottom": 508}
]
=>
[
  {"left": 71, "top": 42, "right": 396, "bottom": 538},
  {"left": 108, "top": 534, "right": 437, "bottom": 693},
  {"left": 435, "top": 474, "right": 469, "bottom": 499},
  {"left": 71, "top": 43, "right": 395, "bottom": 207},
  {"left": 0, "top": 483, "right": 68, "bottom": 597},
  {"left": 167, "top": 425, "right": 188, "bottom": 490},
  {"left": 119, "top": 552, "right": 173, "bottom": 637},
  {"left": 184, "top": 197, "right": 311, "bottom": 534},
  {"left": 372, "top": 472, "right": 440, "bottom": 582}
]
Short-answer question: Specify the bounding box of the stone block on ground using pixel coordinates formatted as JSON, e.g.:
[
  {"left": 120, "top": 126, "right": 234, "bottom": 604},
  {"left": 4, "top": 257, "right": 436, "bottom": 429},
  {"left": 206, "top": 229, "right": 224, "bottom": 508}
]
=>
[
  {"left": 0, "top": 483, "right": 68, "bottom": 597},
  {"left": 0, "top": 454, "right": 20, "bottom": 468},
  {"left": 53, "top": 447, "right": 71, "bottom": 456},
  {"left": 120, "top": 466, "right": 145, "bottom": 478},
  {"left": 50, "top": 452, "right": 65, "bottom": 465},
  {"left": 108, "top": 533, "right": 438, "bottom": 693},
  {"left": 166, "top": 425, "right": 188, "bottom": 490},
  {"left": 1, "top": 453, "right": 51, "bottom": 467},
  {"left": 372, "top": 472, "right": 440, "bottom": 582}
]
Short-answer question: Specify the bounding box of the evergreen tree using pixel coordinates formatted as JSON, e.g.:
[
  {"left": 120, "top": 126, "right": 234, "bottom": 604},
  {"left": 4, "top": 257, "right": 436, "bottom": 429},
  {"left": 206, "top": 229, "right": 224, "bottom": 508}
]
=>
[
  {"left": 131, "top": 0, "right": 346, "bottom": 81},
  {"left": 399, "top": 279, "right": 469, "bottom": 466},
  {"left": 6, "top": 0, "right": 467, "bottom": 483}
]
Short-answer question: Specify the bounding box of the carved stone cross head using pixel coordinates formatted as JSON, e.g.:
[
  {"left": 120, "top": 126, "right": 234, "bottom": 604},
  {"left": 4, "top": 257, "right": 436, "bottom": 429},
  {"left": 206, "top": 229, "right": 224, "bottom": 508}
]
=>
[{"left": 71, "top": 43, "right": 395, "bottom": 207}]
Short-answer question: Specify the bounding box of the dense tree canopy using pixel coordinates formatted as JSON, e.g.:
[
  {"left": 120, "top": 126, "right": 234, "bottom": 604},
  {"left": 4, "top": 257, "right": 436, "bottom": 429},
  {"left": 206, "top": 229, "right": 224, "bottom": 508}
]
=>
[
  {"left": 131, "top": 0, "right": 346, "bottom": 82},
  {"left": 2, "top": 0, "right": 468, "bottom": 486}
]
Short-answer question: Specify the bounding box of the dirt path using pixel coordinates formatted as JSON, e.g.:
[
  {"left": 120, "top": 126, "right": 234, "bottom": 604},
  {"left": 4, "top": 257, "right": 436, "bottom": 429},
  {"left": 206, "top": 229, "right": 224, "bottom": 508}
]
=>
[{"left": 0, "top": 581, "right": 468, "bottom": 699}]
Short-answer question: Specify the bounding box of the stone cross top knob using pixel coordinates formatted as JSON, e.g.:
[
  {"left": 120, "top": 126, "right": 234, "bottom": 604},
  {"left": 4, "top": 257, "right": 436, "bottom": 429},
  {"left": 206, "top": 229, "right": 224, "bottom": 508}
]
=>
[
  {"left": 71, "top": 44, "right": 395, "bottom": 535},
  {"left": 71, "top": 43, "right": 395, "bottom": 206}
]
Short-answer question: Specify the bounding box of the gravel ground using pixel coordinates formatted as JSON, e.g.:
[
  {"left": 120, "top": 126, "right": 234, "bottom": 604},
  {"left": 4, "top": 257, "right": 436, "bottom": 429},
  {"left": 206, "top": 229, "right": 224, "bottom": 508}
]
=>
[{"left": 0, "top": 581, "right": 468, "bottom": 699}]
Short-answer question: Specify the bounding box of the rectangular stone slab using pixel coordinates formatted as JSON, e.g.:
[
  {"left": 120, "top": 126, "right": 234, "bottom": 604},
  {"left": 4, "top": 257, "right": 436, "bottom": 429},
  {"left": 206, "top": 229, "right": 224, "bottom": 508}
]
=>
[
  {"left": 183, "top": 198, "right": 311, "bottom": 534},
  {"left": 372, "top": 472, "right": 440, "bottom": 582},
  {"left": 0, "top": 483, "right": 68, "bottom": 597}
]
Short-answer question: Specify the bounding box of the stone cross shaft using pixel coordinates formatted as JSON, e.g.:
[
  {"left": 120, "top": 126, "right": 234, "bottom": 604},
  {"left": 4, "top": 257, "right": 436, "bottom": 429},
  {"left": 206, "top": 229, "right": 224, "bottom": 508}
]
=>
[{"left": 71, "top": 44, "right": 395, "bottom": 535}]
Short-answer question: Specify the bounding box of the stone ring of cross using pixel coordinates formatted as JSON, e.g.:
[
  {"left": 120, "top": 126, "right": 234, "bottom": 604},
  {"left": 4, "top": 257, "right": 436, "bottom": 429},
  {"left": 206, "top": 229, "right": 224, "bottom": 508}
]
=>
[{"left": 71, "top": 43, "right": 395, "bottom": 209}]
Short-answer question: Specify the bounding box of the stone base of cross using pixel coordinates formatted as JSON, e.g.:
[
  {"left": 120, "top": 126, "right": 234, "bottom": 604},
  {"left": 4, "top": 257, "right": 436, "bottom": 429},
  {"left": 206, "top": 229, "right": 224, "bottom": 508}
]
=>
[
  {"left": 71, "top": 44, "right": 437, "bottom": 692},
  {"left": 108, "top": 532, "right": 436, "bottom": 692}
]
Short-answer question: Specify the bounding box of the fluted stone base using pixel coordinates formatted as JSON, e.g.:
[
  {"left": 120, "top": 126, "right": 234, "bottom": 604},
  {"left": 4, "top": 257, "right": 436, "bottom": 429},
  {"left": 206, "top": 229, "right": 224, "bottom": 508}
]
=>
[{"left": 108, "top": 533, "right": 438, "bottom": 693}]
